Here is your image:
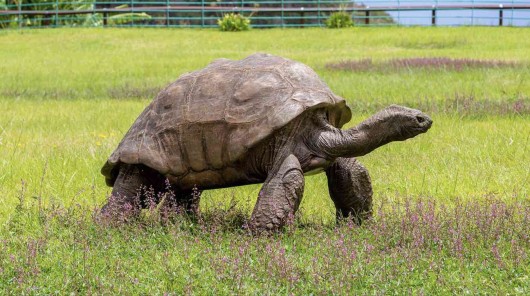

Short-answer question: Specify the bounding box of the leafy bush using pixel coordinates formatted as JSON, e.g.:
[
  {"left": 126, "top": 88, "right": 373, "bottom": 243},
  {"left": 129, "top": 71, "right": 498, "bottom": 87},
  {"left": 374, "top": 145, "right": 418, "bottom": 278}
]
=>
[
  {"left": 217, "top": 13, "right": 251, "bottom": 32},
  {"left": 325, "top": 11, "right": 353, "bottom": 28},
  {"left": 0, "top": 0, "right": 13, "bottom": 28},
  {"left": 108, "top": 12, "right": 152, "bottom": 26}
]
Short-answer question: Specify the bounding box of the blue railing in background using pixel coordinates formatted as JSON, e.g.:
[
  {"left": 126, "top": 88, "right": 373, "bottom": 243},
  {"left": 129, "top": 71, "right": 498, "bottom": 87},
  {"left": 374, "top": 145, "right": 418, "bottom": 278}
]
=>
[
  {"left": 361, "top": 1, "right": 530, "bottom": 26},
  {"left": 1, "top": 0, "right": 529, "bottom": 28}
]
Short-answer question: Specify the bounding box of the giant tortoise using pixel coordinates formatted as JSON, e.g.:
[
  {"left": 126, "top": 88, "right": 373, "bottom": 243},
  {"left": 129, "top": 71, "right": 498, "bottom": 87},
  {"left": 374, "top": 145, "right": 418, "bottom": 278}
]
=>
[{"left": 101, "top": 53, "right": 432, "bottom": 231}]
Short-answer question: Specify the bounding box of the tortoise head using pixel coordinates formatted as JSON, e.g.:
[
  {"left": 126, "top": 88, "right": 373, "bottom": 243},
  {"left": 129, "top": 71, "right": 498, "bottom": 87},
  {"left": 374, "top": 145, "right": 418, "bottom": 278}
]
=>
[{"left": 376, "top": 104, "right": 433, "bottom": 141}]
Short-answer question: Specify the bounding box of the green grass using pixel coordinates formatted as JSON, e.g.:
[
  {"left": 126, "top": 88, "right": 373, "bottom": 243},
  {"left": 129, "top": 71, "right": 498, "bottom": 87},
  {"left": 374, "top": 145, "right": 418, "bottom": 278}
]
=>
[
  {"left": 1, "top": 27, "right": 529, "bottom": 294},
  {"left": 1, "top": 27, "right": 529, "bottom": 108}
]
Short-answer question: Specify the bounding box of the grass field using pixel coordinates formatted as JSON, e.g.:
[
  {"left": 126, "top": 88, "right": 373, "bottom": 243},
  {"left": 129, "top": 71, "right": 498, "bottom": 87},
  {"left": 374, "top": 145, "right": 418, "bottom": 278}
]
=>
[{"left": 1, "top": 27, "right": 529, "bottom": 294}]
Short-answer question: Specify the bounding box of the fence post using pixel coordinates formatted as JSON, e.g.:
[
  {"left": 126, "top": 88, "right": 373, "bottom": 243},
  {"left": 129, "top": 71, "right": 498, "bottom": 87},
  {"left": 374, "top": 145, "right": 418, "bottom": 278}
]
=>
[
  {"left": 242, "top": 0, "right": 245, "bottom": 24},
  {"left": 281, "top": 0, "right": 284, "bottom": 28},
  {"left": 300, "top": 7, "right": 305, "bottom": 28},
  {"left": 397, "top": 0, "right": 400, "bottom": 25},
  {"left": 201, "top": 0, "right": 205, "bottom": 28},
  {"left": 432, "top": 7, "right": 436, "bottom": 26},
  {"left": 471, "top": 0, "right": 475, "bottom": 26},
  {"left": 130, "top": 0, "right": 134, "bottom": 27},
  {"left": 365, "top": 10, "right": 370, "bottom": 25},
  {"left": 499, "top": 4, "right": 503, "bottom": 26},
  {"left": 166, "top": 0, "right": 169, "bottom": 27},
  {"left": 317, "top": 0, "right": 320, "bottom": 26},
  {"left": 17, "top": 0, "right": 21, "bottom": 28},
  {"left": 55, "top": 0, "right": 58, "bottom": 27}
]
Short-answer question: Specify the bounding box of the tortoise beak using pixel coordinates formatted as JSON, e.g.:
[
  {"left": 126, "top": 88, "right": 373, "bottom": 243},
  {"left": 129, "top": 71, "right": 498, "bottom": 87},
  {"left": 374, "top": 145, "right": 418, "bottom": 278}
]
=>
[{"left": 415, "top": 114, "right": 433, "bottom": 132}]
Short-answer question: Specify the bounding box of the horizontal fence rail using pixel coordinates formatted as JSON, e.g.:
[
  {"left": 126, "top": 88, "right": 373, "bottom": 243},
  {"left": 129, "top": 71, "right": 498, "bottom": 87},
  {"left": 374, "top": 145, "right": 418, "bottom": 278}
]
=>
[{"left": 1, "top": 1, "right": 529, "bottom": 28}]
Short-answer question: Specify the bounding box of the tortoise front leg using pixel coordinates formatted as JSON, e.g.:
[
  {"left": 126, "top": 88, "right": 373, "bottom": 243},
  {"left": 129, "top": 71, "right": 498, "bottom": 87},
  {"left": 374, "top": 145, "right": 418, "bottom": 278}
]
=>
[
  {"left": 325, "top": 157, "right": 373, "bottom": 225},
  {"left": 249, "top": 155, "right": 304, "bottom": 233}
]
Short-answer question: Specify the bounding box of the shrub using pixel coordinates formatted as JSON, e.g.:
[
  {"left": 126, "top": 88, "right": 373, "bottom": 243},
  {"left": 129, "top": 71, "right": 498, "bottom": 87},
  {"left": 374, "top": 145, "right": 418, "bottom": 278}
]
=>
[
  {"left": 108, "top": 12, "right": 152, "bottom": 26},
  {"left": 217, "top": 13, "right": 251, "bottom": 32},
  {"left": 325, "top": 11, "right": 353, "bottom": 28}
]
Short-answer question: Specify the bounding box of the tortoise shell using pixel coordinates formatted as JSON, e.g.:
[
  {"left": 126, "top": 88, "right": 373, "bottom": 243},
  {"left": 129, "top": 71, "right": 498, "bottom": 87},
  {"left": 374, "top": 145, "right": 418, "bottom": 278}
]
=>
[{"left": 102, "top": 53, "right": 352, "bottom": 186}]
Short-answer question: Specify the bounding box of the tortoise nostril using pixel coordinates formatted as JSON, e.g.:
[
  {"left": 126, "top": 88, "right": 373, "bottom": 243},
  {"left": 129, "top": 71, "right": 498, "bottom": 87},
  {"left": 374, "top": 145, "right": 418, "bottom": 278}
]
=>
[{"left": 416, "top": 116, "right": 425, "bottom": 123}]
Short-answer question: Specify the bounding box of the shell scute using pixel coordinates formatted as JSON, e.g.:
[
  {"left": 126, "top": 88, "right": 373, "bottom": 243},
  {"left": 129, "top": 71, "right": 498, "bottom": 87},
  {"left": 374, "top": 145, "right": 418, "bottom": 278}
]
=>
[
  {"left": 227, "top": 70, "right": 293, "bottom": 124},
  {"left": 156, "top": 127, "right": 186, "bottom": 175}
]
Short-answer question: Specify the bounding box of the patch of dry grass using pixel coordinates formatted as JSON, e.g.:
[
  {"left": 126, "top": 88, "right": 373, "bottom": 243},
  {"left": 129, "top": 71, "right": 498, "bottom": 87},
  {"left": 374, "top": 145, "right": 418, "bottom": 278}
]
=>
[{"left": 326, "top": 57, "right": 522, "bottom": 72}]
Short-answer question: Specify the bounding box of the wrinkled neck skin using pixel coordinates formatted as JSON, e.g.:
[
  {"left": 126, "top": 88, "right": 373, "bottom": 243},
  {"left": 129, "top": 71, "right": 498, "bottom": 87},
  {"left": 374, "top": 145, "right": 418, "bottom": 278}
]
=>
[{"left": 315, "top": 114, "right": 397, "bottom": 159}]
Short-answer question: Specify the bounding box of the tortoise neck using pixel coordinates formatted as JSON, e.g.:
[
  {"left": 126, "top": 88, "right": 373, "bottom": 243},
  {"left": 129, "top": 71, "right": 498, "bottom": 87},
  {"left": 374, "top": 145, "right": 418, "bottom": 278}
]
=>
[{"left": 317, "top": 113, "right": 395, "bottom": 159}]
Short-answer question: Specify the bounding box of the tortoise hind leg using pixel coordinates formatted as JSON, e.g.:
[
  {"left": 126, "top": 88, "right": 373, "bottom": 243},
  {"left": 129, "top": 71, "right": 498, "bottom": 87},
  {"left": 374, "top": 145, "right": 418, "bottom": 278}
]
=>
[
  {"left": 249, "top": 154, "right": 304, "bottom": 233},
  {"left": 325, "top": 157, "right": 373, "bottom": 225}
]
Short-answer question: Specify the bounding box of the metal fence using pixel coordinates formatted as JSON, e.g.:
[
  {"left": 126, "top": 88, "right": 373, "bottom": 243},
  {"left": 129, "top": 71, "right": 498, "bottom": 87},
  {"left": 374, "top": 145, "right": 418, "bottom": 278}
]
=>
[
  {"left": 362, "top": 1, "right": 530, "bottom": 27},
  {"left": 1, "top": 0, "right": 529, "bottom": 29}
]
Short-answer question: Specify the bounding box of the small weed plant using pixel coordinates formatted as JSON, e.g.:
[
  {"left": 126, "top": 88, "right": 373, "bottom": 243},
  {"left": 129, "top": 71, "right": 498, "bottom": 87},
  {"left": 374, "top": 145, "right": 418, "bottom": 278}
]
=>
[
  {"left": 218, "top": 13, "right": 251, "bottom": 31},
  {"left": 326, "top": 11, "right": 353, "bottom": 28}
]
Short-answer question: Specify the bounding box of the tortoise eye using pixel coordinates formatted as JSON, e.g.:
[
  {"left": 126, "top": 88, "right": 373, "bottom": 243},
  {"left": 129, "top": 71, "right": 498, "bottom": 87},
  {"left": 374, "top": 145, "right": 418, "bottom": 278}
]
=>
[
  {"left": 319, "top": 110, "right": 332, "bottom": 126},
  {"left": 319, "top": 111, "right": 328, "bottom": 123}
]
